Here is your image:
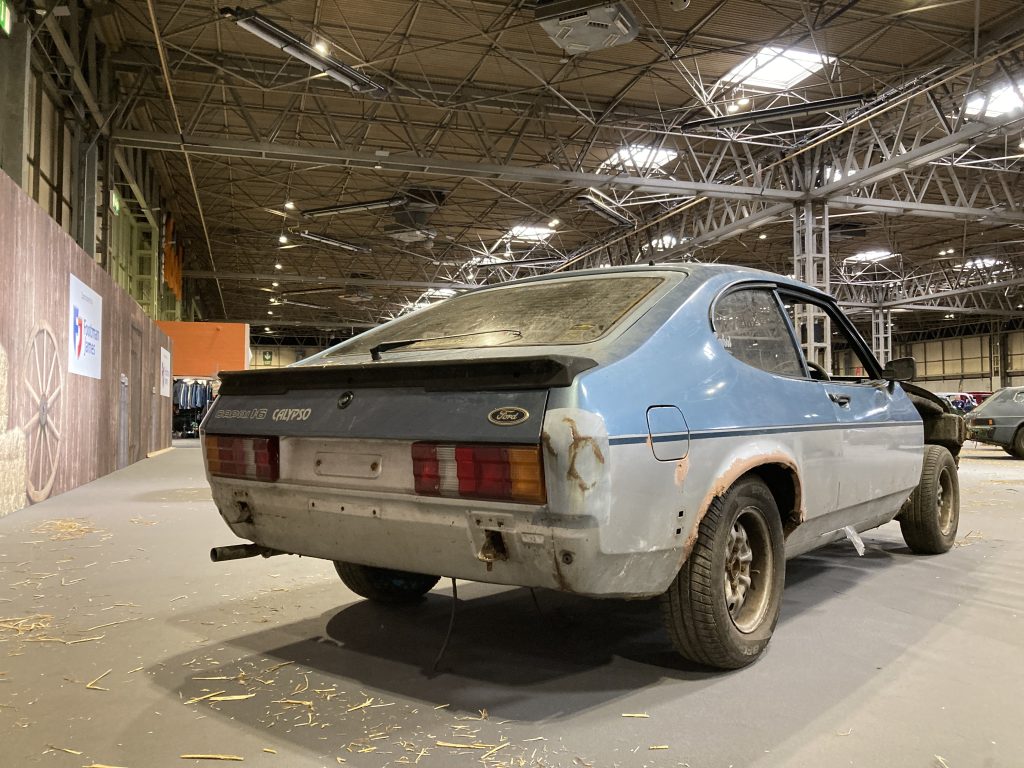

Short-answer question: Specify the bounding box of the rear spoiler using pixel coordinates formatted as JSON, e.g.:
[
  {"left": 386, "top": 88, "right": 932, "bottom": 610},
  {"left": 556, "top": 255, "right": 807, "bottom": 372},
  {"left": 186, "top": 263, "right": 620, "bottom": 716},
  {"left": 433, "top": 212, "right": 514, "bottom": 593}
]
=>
[{"left": 218, "top": 355, "right": 598, "bottom": 395}]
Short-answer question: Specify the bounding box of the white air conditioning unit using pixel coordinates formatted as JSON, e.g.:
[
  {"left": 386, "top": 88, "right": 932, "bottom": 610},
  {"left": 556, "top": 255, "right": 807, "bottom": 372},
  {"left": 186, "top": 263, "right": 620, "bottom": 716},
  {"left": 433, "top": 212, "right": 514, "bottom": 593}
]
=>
[{"left": 536, "top": 1, "right": 640, "bottom": 55}]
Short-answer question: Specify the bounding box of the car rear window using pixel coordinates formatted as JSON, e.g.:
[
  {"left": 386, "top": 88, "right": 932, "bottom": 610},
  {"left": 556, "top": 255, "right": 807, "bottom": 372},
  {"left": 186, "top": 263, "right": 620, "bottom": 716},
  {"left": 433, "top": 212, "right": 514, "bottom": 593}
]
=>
[{"left": 314, "top": 275, "right": 666, "bottom": 360}]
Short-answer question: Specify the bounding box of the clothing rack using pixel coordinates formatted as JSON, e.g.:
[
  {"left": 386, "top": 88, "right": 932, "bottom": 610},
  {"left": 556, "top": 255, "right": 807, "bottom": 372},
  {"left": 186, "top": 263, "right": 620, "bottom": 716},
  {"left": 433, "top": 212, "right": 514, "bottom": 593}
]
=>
[{"left": 172, "top": 378, "right": 216, "bottom": 438}]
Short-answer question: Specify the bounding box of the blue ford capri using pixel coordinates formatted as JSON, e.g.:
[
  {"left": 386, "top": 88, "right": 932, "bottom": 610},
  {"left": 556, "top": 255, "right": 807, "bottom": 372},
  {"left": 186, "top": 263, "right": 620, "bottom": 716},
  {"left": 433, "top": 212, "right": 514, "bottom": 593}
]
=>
[{"left": 202, "top": 264, "right": 964, "bottom": 669}]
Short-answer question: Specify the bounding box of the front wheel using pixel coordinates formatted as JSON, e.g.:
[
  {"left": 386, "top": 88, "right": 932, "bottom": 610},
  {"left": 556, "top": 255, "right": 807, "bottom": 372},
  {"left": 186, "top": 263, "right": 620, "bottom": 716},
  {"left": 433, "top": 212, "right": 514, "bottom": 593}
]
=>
[
  {"left": 334, "top": 561, "right": 439, "bottom": 604},
  {"left": 899, "top": 444, "right": 959, "bottom": 554},
  {"left": 660, "top": 477, "right": 785, "bottom": 669}
]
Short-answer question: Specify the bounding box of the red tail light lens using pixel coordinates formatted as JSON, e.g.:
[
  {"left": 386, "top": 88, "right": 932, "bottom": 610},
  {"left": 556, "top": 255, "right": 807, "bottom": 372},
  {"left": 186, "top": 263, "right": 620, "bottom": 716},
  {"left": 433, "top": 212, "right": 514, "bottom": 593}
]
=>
[
  {"left": 205, "top": 435, "right": 280, "bottom": 482},
  {"left": 412, "top": 442, "right": 546, "bottom": 504}
]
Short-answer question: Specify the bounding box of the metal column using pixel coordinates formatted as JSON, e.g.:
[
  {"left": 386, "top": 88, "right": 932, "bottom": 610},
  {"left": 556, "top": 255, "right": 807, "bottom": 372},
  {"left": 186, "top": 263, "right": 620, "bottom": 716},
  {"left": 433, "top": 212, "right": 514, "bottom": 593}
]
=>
[
  {"left": 871, "top": 309, "right": 892, "bottom": 365},
  {"left": 792, "top": 201, "right": 832, "bottom": 372},
  {"left": 0, "top": 18, "right": 32, "bottom": 188}
]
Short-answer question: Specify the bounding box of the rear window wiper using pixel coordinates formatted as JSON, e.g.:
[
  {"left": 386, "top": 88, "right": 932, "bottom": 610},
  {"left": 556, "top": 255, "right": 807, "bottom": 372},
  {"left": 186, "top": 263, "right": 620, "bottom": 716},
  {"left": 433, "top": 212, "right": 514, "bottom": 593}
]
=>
[{"left": 370, "top": 329, "right": 522, "bottom": 361}]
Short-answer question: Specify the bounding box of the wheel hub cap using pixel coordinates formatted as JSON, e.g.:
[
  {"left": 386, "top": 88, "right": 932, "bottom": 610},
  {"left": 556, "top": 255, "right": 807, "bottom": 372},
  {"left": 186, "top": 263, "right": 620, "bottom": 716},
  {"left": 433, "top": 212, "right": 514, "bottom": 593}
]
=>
[{"left": 725, "top": 522, "right": 753, "bottom": 617}]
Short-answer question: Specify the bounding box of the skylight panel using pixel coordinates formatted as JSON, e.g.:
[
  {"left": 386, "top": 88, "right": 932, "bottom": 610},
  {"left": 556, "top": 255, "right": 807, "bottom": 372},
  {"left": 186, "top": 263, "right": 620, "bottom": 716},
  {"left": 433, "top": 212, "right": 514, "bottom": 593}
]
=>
[
  {"left": 507, "top": 225, "right": 555, "bottom": 242},
  {"left": 961, "top": 257, "right": 1003, "bottom": 269},
  {"left": 964, "top": 85, "right": 1023, "bottom": 117},
  {"left": 722, "top": 46, "right": 835, "bottom": 91},
  {"left": 601, "top": 145, "right": 677, "bottom": 173},
  {"left": 844, "top": 249, "right": 893, "bottom": 264}
]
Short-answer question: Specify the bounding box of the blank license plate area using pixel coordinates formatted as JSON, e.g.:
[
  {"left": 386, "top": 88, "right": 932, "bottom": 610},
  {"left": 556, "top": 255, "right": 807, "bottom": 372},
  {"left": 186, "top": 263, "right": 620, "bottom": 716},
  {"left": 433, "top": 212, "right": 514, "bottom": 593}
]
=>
[{"left": 314, "top": 451, "right": 382, "bottom": 479}]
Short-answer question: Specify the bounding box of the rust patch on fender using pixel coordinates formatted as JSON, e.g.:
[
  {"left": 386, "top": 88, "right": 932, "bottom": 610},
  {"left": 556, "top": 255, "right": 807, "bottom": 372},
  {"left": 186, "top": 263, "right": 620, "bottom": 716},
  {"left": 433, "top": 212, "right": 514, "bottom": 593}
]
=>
[
  {"left": 674, "top": 455, "right": 690, "bottom": 488},
  {"left": 562, "top": 417, "right": 606, "bottom": 493},
  {"left": 541, "top": 430, "right": 557, "bottom": 457},
  {"left": 677, "top": 452, "right": 803, "bottom": 568}
]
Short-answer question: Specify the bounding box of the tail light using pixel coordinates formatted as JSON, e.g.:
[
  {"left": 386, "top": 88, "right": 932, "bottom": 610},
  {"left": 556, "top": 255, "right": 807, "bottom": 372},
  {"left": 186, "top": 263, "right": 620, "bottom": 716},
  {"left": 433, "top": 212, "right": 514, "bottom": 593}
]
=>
[
  {"left": 412, "top": 442, "right": 546, "bottom": 504},
  {"left": 205, "top": 435, "right": 280, "bottom": 482}
]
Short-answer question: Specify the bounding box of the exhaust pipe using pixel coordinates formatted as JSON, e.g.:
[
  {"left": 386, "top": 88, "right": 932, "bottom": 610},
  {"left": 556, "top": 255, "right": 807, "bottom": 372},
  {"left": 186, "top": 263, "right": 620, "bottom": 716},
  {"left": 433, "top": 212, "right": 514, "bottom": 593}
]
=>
[{"left": 210, "top": 544, "right": 285, "bottom": 562}]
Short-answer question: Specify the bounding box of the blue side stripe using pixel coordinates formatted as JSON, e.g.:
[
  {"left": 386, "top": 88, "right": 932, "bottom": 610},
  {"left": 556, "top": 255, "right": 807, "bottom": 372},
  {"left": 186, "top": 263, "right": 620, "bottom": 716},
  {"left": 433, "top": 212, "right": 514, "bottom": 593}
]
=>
[{"left": 609, "top": 420, "right": 919, "bottom": 446}]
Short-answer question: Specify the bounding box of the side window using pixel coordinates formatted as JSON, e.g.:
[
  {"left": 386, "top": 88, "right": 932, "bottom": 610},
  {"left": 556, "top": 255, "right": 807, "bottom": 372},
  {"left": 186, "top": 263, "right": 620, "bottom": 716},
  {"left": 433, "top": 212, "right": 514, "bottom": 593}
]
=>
[
  {"left": 713, "top": 288, "right": 804, "bottom": 377},
  {"left": 781, "top": 293, "right": 877, "bottom": 382}
]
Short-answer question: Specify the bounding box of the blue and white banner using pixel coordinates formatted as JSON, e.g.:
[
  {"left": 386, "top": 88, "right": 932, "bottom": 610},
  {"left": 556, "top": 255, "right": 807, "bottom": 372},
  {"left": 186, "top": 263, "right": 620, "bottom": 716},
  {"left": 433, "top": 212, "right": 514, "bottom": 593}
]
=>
[
  {"left": 160, "top": 347, "right": 171, "bottom": 397},
  {"left": 68, "top": 273, "right": 103, "bottom": 379}
]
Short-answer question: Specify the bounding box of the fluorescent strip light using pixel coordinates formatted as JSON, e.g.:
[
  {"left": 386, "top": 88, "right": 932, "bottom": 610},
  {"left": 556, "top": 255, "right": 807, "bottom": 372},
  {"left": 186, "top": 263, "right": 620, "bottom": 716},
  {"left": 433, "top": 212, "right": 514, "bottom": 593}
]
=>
[
  {"left": 220, "top": 7, "right": 386, "bottom": 96},
  {"left": 303, "top": 195, "right": 407, "bottom": 218},
  {"left": 298, "top": 230, "right": 370, "bottom": 252},
  {"left": 575, "top": 188, "right": 636, "bottom": 228}
]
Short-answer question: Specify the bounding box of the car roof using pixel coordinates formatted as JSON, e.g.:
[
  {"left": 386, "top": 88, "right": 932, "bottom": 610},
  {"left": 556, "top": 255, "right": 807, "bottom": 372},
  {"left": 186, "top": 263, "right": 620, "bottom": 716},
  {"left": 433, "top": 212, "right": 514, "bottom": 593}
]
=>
[{"left": 464, "top": 262, "right": 833, "bottom": 302}]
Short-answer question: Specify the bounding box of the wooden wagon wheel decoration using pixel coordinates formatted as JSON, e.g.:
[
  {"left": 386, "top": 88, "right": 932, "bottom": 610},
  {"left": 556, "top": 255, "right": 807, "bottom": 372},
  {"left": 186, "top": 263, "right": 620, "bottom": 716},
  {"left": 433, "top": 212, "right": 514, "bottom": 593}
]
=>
[{"left": 22, "top": 322, "right": 63, "bottom": 503}]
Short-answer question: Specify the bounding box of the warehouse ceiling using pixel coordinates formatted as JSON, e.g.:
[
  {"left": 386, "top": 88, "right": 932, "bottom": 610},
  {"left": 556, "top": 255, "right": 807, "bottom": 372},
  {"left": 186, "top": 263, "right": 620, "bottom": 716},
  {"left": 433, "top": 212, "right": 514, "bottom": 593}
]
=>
[{"left": 43, "top": 1, "right": 1024, "bottom": 340}]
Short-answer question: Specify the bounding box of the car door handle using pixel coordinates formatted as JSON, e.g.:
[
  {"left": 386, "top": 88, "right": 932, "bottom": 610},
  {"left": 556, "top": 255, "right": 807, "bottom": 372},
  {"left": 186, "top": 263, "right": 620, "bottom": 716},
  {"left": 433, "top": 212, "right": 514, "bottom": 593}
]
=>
[{"left": 828, "top": 392, "right": 851, "bottom": 407}]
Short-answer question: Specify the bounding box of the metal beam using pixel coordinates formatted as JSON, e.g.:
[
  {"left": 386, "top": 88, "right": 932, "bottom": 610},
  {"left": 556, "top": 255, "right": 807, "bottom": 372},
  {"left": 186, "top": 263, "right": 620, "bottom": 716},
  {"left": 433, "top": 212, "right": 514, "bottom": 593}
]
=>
[
  {"left": 184, "top": 270, "right": 476, "bottom": 290},
  {"left": 236, "top": 318, "right": 377, "bottom": 329},
  {"left": 43, "top": 15, "right": 158, "bottom": 228},
  {"left": 881, "top": 275, "right": 1024, "bottom": 307},
  {"left": 114, "top": 129, "right": 801, "bottom": 202},
  {"left": 114, "top": 129, "right": 1024, "bottom": 225}
]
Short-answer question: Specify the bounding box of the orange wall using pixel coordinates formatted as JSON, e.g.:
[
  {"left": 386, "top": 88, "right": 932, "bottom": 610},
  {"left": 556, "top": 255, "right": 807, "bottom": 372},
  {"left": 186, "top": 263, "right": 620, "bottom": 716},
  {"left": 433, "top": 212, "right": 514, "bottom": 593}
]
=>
[{"left": 156, "top": 321, "right": 249, "bottom": 377}]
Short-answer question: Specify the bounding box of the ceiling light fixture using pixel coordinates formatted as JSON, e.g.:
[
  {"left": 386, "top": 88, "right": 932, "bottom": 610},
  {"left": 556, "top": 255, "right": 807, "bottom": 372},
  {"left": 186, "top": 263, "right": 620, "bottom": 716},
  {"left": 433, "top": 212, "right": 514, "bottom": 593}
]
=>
[
  {"left": 274, "top": 263, "right": 283, "bottom": 270},
  {"left": 575, "top": 188, "right": 636, "bottom": 228},
  {"left": 759, "top": 233, "right": 767, "bottom": 240},
  {"left": 298, "top": 230, "right": 370, "bottom": 252},
  {"left": 683, "top": 93, "right": 867, "bottom": 131},
  {"left": 313, "top": 39, "right": 329, "bottom": 55},
  {"left": 303, "top": 195, "right": 407, "bottom": 218},
  {"left": 272, "top": 281, "right": 279, "bottom": 287},
  {"left": 278, "top": 234, "right": 289, "bottom": 244},
  {"left": 548, "top": 218, "right": 560, "bottom": 227},
  {"left": 283, "top": 200, "right": 296, "bottom": 210},
  {"left": 220, "top": 7, "right": 386, "bottom": 96}
]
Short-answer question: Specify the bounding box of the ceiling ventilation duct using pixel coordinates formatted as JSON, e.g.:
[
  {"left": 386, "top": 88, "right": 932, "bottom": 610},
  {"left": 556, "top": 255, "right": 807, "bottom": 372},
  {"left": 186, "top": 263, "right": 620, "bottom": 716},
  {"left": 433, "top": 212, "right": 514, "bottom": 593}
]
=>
[{"left": 535, "top": 1, "right": 640, "bottom": 55}]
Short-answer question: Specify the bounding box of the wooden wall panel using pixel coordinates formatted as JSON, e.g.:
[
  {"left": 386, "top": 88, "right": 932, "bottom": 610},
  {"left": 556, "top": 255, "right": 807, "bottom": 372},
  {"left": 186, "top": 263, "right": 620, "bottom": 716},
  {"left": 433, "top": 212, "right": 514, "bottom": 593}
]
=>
[{"left": 0, "top": 170, "right": 171, "bottom": 517}]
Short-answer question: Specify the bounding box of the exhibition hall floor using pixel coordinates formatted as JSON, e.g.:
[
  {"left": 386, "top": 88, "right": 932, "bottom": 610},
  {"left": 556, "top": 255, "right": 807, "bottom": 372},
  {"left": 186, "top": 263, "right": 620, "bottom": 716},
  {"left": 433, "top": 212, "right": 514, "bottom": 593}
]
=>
[{"left": 2, "top": 442, "right": 1021, "bottom": 767}]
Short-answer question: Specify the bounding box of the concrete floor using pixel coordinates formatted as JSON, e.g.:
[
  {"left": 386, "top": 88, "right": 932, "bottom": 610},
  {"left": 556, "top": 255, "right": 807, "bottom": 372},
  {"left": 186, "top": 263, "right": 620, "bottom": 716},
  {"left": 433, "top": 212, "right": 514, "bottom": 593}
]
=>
[{"left": 1, "top": 442, "right": 1021, "bottom": 768}]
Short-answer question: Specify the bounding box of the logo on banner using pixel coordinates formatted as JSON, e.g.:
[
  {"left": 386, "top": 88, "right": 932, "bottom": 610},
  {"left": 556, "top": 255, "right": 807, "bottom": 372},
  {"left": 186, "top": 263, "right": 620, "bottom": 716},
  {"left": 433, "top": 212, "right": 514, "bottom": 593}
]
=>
[{"left": 68, "top": 274, "right": 103, "bottom": 379}]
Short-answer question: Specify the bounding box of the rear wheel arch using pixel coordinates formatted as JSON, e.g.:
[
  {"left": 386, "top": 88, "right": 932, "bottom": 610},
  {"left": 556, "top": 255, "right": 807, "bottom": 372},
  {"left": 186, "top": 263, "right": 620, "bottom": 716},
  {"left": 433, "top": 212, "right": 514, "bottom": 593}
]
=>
[{"left": 747, "top": 463, "right": 802, "bottom": 537}]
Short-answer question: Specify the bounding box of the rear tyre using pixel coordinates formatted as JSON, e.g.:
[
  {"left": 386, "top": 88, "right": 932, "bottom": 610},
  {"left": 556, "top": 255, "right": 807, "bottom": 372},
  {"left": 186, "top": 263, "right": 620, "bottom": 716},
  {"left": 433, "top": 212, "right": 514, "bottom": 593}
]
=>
[
  {"left": 899, "top": 444, "right": 959, "bottom": 554},
  {"left": 1011, "top": 429, "right": 1024, "bottom": 459},
  {"left": 660, "top": 477, "right": 785, "bottom": 670},
  {"left": 334, "top": 561, "right": 439, "bottom": 604}
]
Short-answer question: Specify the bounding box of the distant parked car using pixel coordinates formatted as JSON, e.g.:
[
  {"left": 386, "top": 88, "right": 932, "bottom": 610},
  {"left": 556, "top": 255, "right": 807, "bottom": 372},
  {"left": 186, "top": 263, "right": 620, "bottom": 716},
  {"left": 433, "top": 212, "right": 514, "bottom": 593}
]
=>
[
  {"left": 965, "top": 386, "right": 1024, "bottom": 457},
  {"left": 936, "top": 392, "right": 976, "bottom": 413},
  {"left": 201, "top": 264, "right": 964, "bottom": 670}
]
